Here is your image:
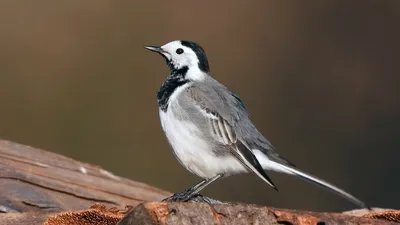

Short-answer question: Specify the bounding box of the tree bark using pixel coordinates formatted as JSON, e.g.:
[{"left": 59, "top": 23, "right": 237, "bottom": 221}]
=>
[
  {"left": 0, "top": 139, "right": 170, "bottom": 213},
  {"left": 0, "top": 139, "right": 398, "bottom": 225},
  {"left": 118, "top": 202, "right": 400, "bottom": 225}
]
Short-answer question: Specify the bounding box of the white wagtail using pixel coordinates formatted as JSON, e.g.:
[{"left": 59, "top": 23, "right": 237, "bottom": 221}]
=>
[{"left": 145, "top": 40, "right": 369, "bottom": 209}]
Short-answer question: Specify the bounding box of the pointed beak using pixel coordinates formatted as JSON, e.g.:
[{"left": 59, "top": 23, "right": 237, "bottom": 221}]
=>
[
  {"left": 145, "top": 45, "right": 171, "bottom": 64},
  {"left": 144, "top": 46, "right": 164, "bottom": 53}
]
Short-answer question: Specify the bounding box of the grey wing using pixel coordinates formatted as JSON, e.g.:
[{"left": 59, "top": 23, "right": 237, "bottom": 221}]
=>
[
  {"left": 183, "top": 82, "right": 278, "bottom": 189},
  {"left": 187, "top": 80, "right": 295, "bottom": 167}
]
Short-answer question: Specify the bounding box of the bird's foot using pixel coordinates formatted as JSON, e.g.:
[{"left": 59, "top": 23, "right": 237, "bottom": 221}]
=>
[{"left": 162, "top": 188, "right": 199, "bottom": 202}]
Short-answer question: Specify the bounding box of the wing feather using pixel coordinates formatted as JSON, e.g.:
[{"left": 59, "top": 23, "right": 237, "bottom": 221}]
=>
[{"left": 184, "top": 83, "right": 277, "bottom": 189}]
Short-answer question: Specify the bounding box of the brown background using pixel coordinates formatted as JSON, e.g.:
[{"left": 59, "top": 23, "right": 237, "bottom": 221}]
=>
[{"left": 0, "top": 1, "right": 399, "bottom": 211}]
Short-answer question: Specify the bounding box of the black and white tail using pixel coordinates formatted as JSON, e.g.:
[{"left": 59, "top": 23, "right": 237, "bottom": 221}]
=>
[{"left": 274, "top": 162, "right": 370, "bottom": 209}]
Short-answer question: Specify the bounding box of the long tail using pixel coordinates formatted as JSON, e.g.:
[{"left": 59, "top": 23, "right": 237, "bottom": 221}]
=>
[{"left": 272, "top": 161, "right": 370, "bottom": 209}]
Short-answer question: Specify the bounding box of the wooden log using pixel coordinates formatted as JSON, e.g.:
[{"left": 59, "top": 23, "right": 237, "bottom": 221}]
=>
[
  {"left": 0, "top": 139, "right": 170, "bottom": 213},
  {"left": 118, "top": 202, "right": 400, "bottom": 225},
  {"left": 1, "top": 139, "right": 399, "bottom": 225},
  {"left": 3, "top": 203, "right": 399, "bottom": 225}
]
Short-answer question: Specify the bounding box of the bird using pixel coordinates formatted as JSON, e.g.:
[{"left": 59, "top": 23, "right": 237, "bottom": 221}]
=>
[{"left": 145, "top": 40, "right": 369, "bottom": 209}]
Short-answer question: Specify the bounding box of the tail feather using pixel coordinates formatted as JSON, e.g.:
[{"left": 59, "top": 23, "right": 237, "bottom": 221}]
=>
[
  {"left": 233, "top": 142, "right": 279, "bottom": 191},
  {"left": 275, "top": 162, "right": 370, "bottom": 209}
]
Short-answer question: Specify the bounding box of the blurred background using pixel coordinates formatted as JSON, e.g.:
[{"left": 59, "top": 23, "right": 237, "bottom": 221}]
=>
[{"left": 0, "top": 1, "right": 399, "bottom": 212}]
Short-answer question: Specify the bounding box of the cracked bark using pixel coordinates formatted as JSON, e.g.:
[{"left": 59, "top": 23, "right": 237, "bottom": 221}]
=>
[
  {"left": 0, "top": 139, "right": 169, "bottom": 213},
  {"left": 0, "top": 139, "right": 399, "bottom": 225}
]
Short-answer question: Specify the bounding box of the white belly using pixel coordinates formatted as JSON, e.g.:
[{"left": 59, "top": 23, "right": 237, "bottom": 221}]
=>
[{"left": 159, "top": 107, "right": 249, "bottom": 179}]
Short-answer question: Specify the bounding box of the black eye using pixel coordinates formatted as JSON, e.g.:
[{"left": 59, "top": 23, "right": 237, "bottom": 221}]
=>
[{"left": 176, "top": 48, "right": 184, "bottom": 54}]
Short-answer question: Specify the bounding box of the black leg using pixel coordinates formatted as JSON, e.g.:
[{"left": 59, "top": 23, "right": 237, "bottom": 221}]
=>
[
  {"left": 190, "top": 174, "right": 223, "bottom": 195},
  {"left": 162, "top": 174, "right": 223, "bottom": 202}
]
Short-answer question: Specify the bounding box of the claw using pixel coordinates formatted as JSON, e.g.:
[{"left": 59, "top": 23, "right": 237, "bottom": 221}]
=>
[{"left": 162, "top": 189, "right": 200, "bottom": 202}]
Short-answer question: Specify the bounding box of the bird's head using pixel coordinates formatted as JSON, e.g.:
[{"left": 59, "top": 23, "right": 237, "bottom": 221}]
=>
[{"left": 145, "top": 40, "right": 210, "bottom": 75}]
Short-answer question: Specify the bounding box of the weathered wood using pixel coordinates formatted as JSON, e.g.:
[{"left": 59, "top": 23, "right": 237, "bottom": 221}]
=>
[
  {"left": 0, "top": 139, "right": 170, "bottom": 213},
  {"left": 118, "top": 202, "right": 399, "bottom": 225},
  {"left": 0, "top": 204, "right": 128, "bottom": 225},
  {"left": 3, "top": 203, "right": 398, "bottom": 225},
  {"left": 1, "top": 139, "right": 399, "bottom": 225},
  {"left": 1, "top": 212, "right": 53, "bottom": 225}
]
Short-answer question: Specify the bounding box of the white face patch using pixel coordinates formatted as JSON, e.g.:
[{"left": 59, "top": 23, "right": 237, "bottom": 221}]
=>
[
  {"left": 161, "top": 41, "right": 200, "bottom": 70},
  {"left": 160, "top": 41, "right": 207, "bottom": 81}
]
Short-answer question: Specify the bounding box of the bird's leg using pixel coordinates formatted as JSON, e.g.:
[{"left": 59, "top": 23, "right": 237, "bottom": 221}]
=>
[
  {"left": 162, "top": 179, "right": 205, "bottom": 202},
  {"left": 162, "top": 174, "right": 223, "bottom": 202},
  {"left": 190, "top": 174, "right": 223, "bottom": 195}
]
